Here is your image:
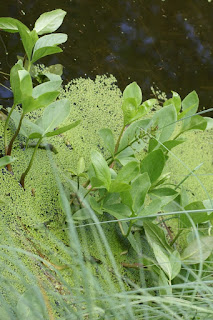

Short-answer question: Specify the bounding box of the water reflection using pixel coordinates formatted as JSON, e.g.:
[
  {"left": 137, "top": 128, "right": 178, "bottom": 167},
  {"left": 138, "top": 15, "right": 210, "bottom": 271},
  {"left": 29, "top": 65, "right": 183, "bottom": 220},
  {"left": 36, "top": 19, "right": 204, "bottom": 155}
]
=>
[{"left": 0, "top": 0, "right": 213, "bottom": 116}]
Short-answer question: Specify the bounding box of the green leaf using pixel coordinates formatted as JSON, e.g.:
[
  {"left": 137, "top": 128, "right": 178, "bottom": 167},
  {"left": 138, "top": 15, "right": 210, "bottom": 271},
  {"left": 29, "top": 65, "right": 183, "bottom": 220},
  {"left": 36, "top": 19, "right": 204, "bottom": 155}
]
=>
[
  {"left": 16, "top": 285, "right": 46, "bottom": 320},
  {"left": 22, "top": 91, "right": 59, "bottom": 115},
  {"left": 122, "top": 98, "right": 138, "bottom": 126},
  {"left": 140, "top": 98, "right": 158, "bottom": 115},
  {"left": 158, "top": 270, "right": 172, "bottom": 295},
  {"left": 204, "top": 116, "right": 213, "bottom": 130},
  {"left": 45, "top": 120, "right": 80, "bottom": 137},
  {"left": 118, "top": 119, "right": 150, "bottom": 153},
  {"left": 89, "top": 197, "right": 103, "bottom": 215},
  {"left": 28, "top": 132, "right": 43, "bottom": 140},
  {"left": 116, "top": 161, "right": 140, "bottom": 184},
  {"left": 123, "top": 82, "right": 142, "bottom": 106},
  {"left": 18, "top": 70, "right": 33, "bottom": 98},
  {"left": 109, "top": 180, "right": 131, "bottom": 193},
  {"left": 131, "top": 172, "right": 151, "bottom": 213},
  {"left": 152, "top": 243, "right": 172, "bottom": 280},
  {"left": 151, "top": 104, "right": 177, "bottom": 142},
  {"left": 10, "top": 61, "right": 24, "bottom": 105},
  {"left": 103, "top": 203, "right": 132, "bottom": 219},
  {"left": 135, "top": 199, "right": 162, "bottom": 226},
  {"left": 160, "top": 139, "right": 186, "bottom": 152},
  {"left": 33, "top": 33, "right": 67, "bottom": 52},
  {"left": 169, "top": 250, "right": 181, "bottom": 280},
  {"left": 99, "top": 128, "right": 115, "bottom": 156},
  {"left": 181, "top": 236, "right": 213, "bottom": 264},
  {"left": 32, "top": 80, "right": 62, "bottom": 98},
  {"left": 31, "top": 46, "right": 63, "bottom": 64},
  {"left": 180, "top": 201, "right": 213, "bottom": 228},
  {"left": 140, "top": 149, "right": 165, "bottom": 184},
  {"left": 180, "top": 115, "right": 207, "bottom": 134},
  {"left": 17, "top": 22, "right": 34, "bottom": 61},
  {"left": 0, "top": 17, "right": 20, "bottom": 33},
  {"left": 143, "top": 221, "right": 172, "bottom": 253},
  {"left": 164, "top": 91, "right": 181, "bottom": 114},
  {"left": 91, "top": 150, "right": 111, "bottom": 191},
  {"left": 39, "top": 99, "right": 70, "bottom": 135},
  {"left": 73, "top": 208, "right": 91, "bottom": 221},
  {"left": 77, "top": 157, "right": 85, "bottom": 176},
  {"left": 180, "top": 91, "right": 199, "bottom": 129},
  {"left": 149, "top": 188, "right": 178, "bottom": 207},
  {"left": 0, "top": 156, "right": 16, "bottom": 168},
  {"left": 34, "top": 9, "right": 67, "bottom": 35}
]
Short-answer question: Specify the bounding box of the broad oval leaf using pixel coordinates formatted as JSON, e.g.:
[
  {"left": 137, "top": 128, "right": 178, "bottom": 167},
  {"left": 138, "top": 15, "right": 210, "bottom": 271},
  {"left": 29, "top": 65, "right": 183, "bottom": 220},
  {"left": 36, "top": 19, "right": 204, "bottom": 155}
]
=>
[
  {"left": 33, "top": 33, "right": 67, "bottom": 53},
  {"left": 91, "top": 150, "right": 111, "bottom": 191},
  {"left": 116, "top": 161, "right": 140, "bottom": 184},
  {"left": 103, "top": 203, "right": 132, "bottom": 219},
  {"left": 32, "top": 80, "right": 62, "bottom": 98},
  {"left": 0, "top": 156, "right": 16, "bottom": 168},
  {"left": 34, "top": 9, "right": 67, "bottom": 35},
  {"left": 131, "top": 172, "right": 151, "bottom": 213},
  {"left": 181, "top": 236, "right": 213, "bottom": 264},
  {"left": 99, "top": 128, "right": 115, "bottom": 156},
  {"left": 18, "top": 70, "right": 33, "bottom": 98},
  {"left": 39, "top": 99, "right": 71, "bottom": 135},
  {"left": 164, "top": 91, "right": 181, "bottom": 114},
  {"left": 140, "top": 149, "right": 165, "bottom": 184},
  {"left": 122, "top": 98, "right": 138, "bottom": 126},
  {"left": 31, "top": 46, "right": 62, "bottom": 64},
  {"left": 151, "top": 104, "right": 177, "bottom": 143},
  {"left": 45, "top": 120, "right": 80, "bottom": 137},
  {"left": 123, "top": 82, "right": 142, "bottom": 106},
  {"left": 109, "top": 180, "right": 131, "bottom": 193},
  {"left": 10, "top": 60, "right": 24, "bottom": 105},
  {"left": 0, "top": 17, "right": 20, "bottom": 33}
]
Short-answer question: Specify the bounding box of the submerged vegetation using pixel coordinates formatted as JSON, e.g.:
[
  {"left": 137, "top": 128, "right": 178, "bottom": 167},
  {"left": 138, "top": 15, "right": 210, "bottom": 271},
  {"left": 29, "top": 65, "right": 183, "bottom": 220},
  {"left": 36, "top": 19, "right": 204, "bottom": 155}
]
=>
[{"left": 0, "top": 9, "right": 213, "bottom": 320}]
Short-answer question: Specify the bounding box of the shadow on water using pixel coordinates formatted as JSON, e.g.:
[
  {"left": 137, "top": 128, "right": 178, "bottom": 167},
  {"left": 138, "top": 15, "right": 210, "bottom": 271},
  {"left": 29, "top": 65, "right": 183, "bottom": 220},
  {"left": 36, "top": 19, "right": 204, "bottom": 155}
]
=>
[{"left": 0, "top": 0, "right": 213, "bottom": 117}]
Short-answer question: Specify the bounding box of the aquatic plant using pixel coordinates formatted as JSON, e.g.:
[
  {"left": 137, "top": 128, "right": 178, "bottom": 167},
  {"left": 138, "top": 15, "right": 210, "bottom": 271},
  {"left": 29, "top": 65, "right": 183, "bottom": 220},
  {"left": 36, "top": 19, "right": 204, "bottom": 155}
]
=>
[{"left": 0, "top": 9, "right": 213, "bottom": 320}]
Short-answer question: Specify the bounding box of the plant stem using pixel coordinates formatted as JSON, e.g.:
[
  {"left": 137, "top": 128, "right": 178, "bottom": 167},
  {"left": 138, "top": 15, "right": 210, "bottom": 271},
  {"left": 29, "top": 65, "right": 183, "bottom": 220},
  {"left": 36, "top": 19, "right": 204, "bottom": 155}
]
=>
[
  {"left": 170, "top": 229, "right": 183, "bottom": 246},
  {"left": 110, "top": 124, "right": 125, "bottom": 169},
  {"left": 20, "top": 137, "right": 42, "bottom": 188},
  {"left": 7, "top": 112, "right": 24, "bottom": 156},
  {"left": 4, "top": 103, "right": 16, "bottom": 154}
]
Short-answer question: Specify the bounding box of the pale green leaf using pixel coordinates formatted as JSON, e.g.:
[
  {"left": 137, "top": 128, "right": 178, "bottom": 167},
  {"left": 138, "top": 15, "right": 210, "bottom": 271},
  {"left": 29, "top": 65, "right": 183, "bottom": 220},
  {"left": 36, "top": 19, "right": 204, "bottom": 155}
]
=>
[
  {"left": 181, "top": 236, "right": 213, "bottom": 264},
  {"left": 91, "top": 150, "right": 111, "bottom": 190},
  {"left": 99, "top": 128, "right": 115, "bottom": 156},
  {"left": 123, "top": 82, "right": 142, "bottom": 105},
  {"left": 34, "top": 9, "right": 67, "bottom": 35}
]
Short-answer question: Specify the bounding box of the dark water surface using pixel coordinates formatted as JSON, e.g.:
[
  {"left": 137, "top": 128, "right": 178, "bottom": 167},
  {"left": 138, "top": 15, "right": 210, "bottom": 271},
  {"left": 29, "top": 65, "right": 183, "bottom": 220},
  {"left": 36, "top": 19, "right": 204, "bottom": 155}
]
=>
[{"left": 1, "top": 0, "right": 213, "bottom": 116}]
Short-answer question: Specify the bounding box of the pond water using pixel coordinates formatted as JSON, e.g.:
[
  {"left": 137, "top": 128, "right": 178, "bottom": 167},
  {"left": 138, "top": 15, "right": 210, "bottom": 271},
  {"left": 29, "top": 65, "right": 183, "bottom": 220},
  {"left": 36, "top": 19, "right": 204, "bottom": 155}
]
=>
[{"left": 0, "top": 0, "right": 213, "bottom": 117}]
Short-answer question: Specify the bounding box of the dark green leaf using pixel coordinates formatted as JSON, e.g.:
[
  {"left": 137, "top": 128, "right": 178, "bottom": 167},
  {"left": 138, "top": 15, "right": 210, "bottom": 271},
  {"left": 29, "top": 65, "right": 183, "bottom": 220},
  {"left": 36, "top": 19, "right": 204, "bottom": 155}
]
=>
[
  {"left": 17, "top": 21, "right": 34, "bottom": 61},
  {"left": 140, "top": 149, "right": 165, "bottom": 184},
  {"left": 34, "top": 9, "right": 67, "bottom": 35},
  {"left": 99, "top": 128, "right": 115, "bottom": 156}
]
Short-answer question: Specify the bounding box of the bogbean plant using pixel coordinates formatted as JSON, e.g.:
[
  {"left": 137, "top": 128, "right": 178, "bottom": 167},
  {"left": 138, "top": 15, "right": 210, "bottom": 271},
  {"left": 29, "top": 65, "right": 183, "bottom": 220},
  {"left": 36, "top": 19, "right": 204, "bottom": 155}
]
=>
[
  {"left": 1, "top": 9, "right": 213, "bottom": 293},
  {"left": 0, "top": 10, "right": 80, "bottom": 187}
]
